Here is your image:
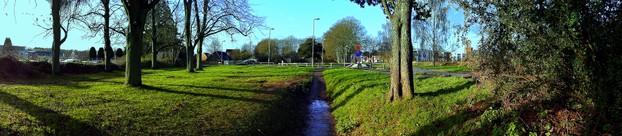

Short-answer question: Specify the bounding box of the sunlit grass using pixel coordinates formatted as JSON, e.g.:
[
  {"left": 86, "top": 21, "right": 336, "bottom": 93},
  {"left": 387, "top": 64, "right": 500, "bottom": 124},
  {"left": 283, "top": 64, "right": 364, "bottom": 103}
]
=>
[
  {"left": 0, "top": 66, "right": 313, "bottom": 135},
  {"left": 414, "top": 62, "right": 472, "bottom": 72},
  {"left": 323, "top": 68, "right": 491, "bottom": 135}
]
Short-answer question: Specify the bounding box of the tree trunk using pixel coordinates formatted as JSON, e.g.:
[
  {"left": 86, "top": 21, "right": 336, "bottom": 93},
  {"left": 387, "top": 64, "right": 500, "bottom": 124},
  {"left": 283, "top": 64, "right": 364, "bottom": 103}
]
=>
[
  {"left": 385, "top": 0, "right": 416, "bottom": 102},
  {"left": 184, "top": 0, "right": 194, "bottom": 72},
  {"left": 196, "top": 38, "right": 203, "bottom": 70},
  {"left": 151, "top": 9, "right": 159, "bottom": 69},
  {"left": 103, "top": 0, "right": 113, "bottom": 72},
  {"left": 124, "top": 5, "right": 148, "bottom": 86},
  {"left": 399, "top": 0, "right": 414, "bottom": 99},
  {"left": 51, "top": 0, "right": 61, "bottom": 75},
  {"left": 194, "top": 1, "right": 205, "bottom": 71},
  {"left": 386, "top": 18, "right": 402, "bottom": 102}
]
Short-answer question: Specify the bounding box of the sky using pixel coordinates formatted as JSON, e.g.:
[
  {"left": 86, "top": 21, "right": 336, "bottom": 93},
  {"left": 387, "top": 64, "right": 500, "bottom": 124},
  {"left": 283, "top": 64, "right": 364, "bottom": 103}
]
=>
[{"left": 0, "top": 0, "right": 478, "bottom": 54}]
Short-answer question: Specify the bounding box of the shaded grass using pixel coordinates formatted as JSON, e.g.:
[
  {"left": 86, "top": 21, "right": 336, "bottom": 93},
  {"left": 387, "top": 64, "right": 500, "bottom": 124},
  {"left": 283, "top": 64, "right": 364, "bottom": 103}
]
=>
[
  {"left": 0, "top": 66, "right": 313, "bottom": 135},
  {"left": 323, "top": 68, "right": 492, "bottom": 135}
]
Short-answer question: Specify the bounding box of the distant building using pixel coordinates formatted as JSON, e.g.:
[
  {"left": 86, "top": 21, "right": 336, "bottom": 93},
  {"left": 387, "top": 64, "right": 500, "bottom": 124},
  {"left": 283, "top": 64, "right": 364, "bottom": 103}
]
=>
[
  {"left": 206, "top": 51, "right": 232, "bottom": 65},
  {"left": 1, "top": 37, "right": 29, "bottom": 59}
]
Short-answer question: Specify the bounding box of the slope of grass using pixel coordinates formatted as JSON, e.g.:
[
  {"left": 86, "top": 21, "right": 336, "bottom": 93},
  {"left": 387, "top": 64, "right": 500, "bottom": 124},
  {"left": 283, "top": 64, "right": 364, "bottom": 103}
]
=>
[
  {"left": 414, "top": 62, "right": 471, "bottom": 72},
  {"left": 0, "top": 66, "right": 313, "bottom": 135},
  {"left": 323, "top": 68, "right": 493, "bottom": 135}
]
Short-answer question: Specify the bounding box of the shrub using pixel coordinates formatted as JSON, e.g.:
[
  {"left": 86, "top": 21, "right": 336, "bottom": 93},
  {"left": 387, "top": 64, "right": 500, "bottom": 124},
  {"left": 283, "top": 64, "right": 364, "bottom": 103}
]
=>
[{"left": 0, "top": 57, "right": 40, "bottom": 79}]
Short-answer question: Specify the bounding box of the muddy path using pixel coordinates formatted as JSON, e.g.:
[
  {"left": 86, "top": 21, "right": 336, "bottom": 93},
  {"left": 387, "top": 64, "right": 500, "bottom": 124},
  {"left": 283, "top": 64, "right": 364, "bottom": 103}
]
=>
[{"left": 303, "top": 69, "right": 335, "bottom": 136}]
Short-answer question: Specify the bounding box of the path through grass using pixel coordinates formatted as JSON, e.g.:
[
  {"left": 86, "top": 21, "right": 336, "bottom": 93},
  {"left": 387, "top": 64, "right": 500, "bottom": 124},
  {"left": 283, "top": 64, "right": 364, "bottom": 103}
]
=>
[{"left": 0, "top": 66, "right": 313, "bottom": 135}]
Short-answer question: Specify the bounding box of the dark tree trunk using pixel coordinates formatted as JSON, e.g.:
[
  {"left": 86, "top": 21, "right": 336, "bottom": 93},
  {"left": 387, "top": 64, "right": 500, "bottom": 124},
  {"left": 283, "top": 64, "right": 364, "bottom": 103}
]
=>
[
  {"left": 51, "top": 0, "right": 61, "bottom": 75},
  {"left": 103, "top": 0, "right": 113, "bottom": 72},
  {"left": 151, "top": 8, "right": 159, "bottom": 69},
  {"left": 184, "top": 0, "right": 194, "bottom": 72}
]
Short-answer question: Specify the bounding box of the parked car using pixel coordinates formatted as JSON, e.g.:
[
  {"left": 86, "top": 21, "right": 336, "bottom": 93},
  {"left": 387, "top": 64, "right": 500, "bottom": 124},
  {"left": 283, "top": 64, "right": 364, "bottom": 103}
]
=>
[
  {"left": 62, "top": 59, "right": 81, "bottom": 63},
  {"left": 237, "top": 60, "right": 256, "bottom": 65}
]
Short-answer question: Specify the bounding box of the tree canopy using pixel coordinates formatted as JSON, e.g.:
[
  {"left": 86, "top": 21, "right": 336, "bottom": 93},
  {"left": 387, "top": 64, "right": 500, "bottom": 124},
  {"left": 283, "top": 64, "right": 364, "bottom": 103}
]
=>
[{"left": 322, "top": 17, "right": 366, "bottom": 63}]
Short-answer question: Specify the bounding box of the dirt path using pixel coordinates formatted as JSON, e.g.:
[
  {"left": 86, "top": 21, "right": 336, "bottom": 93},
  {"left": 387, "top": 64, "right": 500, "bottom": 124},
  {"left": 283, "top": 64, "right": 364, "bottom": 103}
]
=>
[{"left": 303, "top": 69, "right": 335, "bottom": 136}]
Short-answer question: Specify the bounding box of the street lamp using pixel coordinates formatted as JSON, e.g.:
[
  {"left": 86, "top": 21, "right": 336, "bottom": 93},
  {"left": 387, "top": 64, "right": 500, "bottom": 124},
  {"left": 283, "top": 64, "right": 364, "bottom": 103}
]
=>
[
  {"left": 268, "top": 28, "right": 274, "bottom": 65},
  {"left": 312, "top": 18, "right": 320, "bottom": 67},
  {"left": 221, "top": 40, "right": 225, "bottom": 65}
]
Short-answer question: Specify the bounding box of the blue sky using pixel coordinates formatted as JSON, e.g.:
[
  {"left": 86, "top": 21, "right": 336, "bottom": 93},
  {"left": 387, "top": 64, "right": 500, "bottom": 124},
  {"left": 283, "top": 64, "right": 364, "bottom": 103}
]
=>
[{"left": 0, "top": 0, "right": 477, "bottom": 53}]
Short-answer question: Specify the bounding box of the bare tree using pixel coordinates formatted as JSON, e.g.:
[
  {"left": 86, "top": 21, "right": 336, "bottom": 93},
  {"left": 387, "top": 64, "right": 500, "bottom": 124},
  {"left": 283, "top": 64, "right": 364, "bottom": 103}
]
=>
[
  {"left": 188, "top": 0, "right": 263, "bottom": 71},
  {"left": 73, "top": 0, "right": 128, "bottom": 71}
]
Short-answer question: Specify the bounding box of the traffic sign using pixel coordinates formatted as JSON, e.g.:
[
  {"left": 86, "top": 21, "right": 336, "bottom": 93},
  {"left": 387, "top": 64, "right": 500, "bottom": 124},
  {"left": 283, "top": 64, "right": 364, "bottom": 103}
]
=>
[{"left": 356, "top": 45, "right": 361, "bottom": 50}]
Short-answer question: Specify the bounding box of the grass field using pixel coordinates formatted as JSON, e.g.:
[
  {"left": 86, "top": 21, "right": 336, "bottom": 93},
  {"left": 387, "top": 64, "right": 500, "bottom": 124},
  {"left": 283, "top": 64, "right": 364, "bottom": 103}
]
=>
[
  {"left": 323, "top": 68, "right": 494, "bottom": 135},
  {"left": 414, "top": 62, "right": 472, "bottom": 73},
  {"left": 0, "top": 66, "right": 313, "bottom": 135}
]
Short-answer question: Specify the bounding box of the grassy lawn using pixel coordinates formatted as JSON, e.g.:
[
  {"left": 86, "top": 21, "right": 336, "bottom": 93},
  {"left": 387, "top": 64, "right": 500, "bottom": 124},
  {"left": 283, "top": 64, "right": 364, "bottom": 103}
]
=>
[
  {"left": 323, "top": 68, "right": 493, "bottom": 135},
  {"left": 0, "top": 66, "right": 313, "bottom": 135},
  {"left": 414, "top": 62, "right": 471, "bottom": 73}
]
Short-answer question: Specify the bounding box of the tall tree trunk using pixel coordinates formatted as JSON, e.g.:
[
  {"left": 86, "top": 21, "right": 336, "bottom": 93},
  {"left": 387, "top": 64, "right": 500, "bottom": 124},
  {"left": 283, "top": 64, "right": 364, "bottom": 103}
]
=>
[
  {"left": 103, "top": 0, "right": 113, "bottom": 72},
  {"left": 194, "top": 0, "right": 205, "bottom": 70},
  {"left": 196, "top": 38, "right": 203, "bottom": 70},
  {"left": 184, "top": 0, "right": 194, "bottom": 72},
  {"left": 399, "top": 0, "right": 414, "bottom": 99},
  {"left": 151, "top": 8, "right": 159, "bottom": 69},
  {"left": 51, "top": 0, "right": 61, "bottom": 75},
  {"left": 386, "top": 18, "right": 402, "bottom": 102},
  {"left": 124, "top": 6, "right": 148, "bottom": 86}
]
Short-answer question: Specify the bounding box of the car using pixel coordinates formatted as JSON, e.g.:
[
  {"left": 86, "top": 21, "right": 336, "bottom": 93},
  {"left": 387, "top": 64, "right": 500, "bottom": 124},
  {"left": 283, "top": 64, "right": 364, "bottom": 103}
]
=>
[
  {"left": 61, "top": 59, "right": 81, "bottom": 63},
  {"left": 237, "top": 60, "right": 256, "bottom": 65}
]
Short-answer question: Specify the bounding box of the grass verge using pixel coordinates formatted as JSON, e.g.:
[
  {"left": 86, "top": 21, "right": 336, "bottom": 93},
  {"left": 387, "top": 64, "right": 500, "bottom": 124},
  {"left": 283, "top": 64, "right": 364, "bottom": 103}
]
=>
[
  {"left": 0, "top": 66, "right": 313, "bottom": 135},
  {"left": 323, "top": 68, "right": 493, "bottom": 135},
  {"left": 414, "top": 62, "right": 471, "bottom": 73}
]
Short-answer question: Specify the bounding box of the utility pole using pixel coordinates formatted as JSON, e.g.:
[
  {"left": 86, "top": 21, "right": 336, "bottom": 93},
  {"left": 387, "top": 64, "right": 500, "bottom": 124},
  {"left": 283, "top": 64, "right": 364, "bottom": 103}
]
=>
[
  {"left": 312, "top": 18, "right": 320, "bottom": 67},
  {"left": 268, "top": 28, "right": 274, "bottom": 65}
]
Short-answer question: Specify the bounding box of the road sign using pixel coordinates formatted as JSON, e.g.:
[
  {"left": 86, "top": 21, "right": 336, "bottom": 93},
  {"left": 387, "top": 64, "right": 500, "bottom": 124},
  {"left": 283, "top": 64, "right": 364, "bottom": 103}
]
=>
[
  {"left": 355, "top": 51, "right": 361, "bottom": 57},
  {"left": 356, "top": 45, "right": 361, "bottom": 51}
]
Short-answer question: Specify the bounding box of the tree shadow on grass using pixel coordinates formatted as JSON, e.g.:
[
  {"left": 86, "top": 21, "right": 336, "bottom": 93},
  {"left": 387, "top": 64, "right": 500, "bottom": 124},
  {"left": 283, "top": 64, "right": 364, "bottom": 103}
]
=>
[
  {"left": 0, "top": 72, "right": 124, "bottom": 90},
  {"left": 166, "top": 84, "right": 278, "bottom": 95},
  {"left": 325, "top": 72, "right": 377, "bottom": 101},
  {"left": 416, "top": 81, "right": 475, "bottom": 97},
  {"left": 0, "top": 91, "right": 104, "bottom": 135},
  {"left": 331, "top": 82, "right": 386, "bottom": 111},
  {"left": 139, "top": 85, "right": 272, "bottom": 104}
]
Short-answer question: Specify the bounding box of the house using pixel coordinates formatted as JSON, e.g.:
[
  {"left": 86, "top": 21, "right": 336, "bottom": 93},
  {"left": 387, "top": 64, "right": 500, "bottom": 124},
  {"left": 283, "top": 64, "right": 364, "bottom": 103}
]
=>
[
  {"left": 206, "top": 51, "right": 232, "bottom": 65},
  {"left": 28, "top": 50, "right": 52, "bottom": 60}
]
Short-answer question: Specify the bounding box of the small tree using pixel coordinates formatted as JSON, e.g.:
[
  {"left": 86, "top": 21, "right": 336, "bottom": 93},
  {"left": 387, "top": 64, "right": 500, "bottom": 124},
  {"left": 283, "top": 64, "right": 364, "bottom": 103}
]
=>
[
  {"left": 89, "top": 47, "right": 97, "bottom": 60},
  {"left": 97, "top": 47, "right": 105, "bottom": 60},
  {"left": 115, "top": 48, "right": 124, "bottom": 58},
  {"left": 297, "top": 38, "right": 323, "bottom": 61},
  {"left": 105, "top": 47, "right": 114, "bottom": 61}
]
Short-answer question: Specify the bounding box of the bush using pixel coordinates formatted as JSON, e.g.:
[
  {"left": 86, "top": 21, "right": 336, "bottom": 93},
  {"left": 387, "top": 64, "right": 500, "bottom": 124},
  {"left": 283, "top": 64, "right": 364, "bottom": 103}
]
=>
[{"left": 0, "top": 57, "right": 41, "bottom": 79}]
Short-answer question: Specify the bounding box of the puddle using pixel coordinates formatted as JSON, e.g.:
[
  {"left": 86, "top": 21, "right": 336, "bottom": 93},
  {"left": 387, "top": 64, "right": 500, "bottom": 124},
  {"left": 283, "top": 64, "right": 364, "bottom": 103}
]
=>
[{"left": 305, "top": 100, "right": 333, "bottom": 136}]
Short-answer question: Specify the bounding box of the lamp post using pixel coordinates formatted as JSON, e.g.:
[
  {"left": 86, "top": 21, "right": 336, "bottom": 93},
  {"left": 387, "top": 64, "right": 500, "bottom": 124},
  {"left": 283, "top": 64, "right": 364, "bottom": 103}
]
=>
[
  {"left": 221, "top": 40, "right": 225, "bottom": 65},
  {"left": 312, "top": 18, "right": 320, "bottom": 67},
  {"left": 268, "top": 28, "right": 274, "bottom": 65}
]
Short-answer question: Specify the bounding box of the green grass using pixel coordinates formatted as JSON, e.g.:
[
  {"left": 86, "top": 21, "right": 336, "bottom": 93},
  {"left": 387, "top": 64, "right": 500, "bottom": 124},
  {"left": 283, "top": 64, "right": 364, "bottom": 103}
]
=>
[
  {"left": 0, "top": 66, "right": 313, "bottom": 135},
  {"left": 414, "top": 62, "right": 472, "bottom": 72},
  {"left": 323, "top": 68, "right": 493, "bottom": 135}
]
